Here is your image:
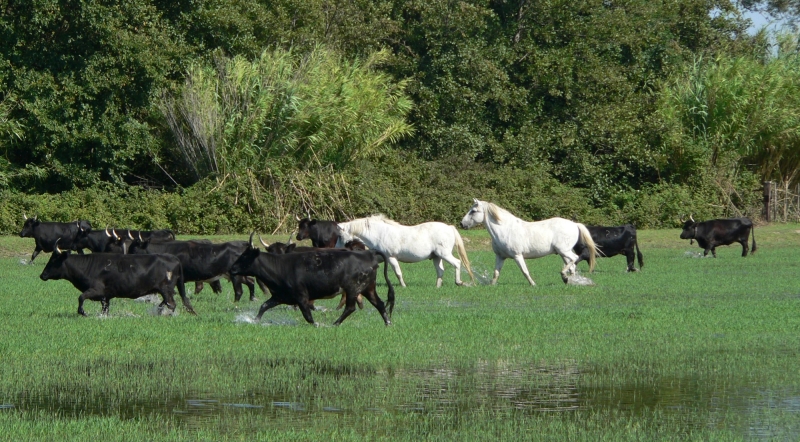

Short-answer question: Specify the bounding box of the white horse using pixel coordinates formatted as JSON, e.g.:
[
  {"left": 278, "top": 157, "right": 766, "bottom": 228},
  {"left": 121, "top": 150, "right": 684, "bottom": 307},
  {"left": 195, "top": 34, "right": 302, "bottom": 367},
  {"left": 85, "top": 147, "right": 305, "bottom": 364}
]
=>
[
  {"left": 336, "top": 215, "right": 475, "bottom": 287},
  {"left": 460, "top": 199, "right": 596, "bottom": 285}
]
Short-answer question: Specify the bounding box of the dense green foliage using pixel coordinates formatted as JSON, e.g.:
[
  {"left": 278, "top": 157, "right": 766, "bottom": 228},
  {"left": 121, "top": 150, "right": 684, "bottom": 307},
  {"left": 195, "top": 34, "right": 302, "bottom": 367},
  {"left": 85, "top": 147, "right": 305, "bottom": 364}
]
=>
[
  {"left": 0, "top": 0, "right": 792, "bottom": 228},
  {"left": 1, "top": 227, "right": 799, "bottom": 439}
]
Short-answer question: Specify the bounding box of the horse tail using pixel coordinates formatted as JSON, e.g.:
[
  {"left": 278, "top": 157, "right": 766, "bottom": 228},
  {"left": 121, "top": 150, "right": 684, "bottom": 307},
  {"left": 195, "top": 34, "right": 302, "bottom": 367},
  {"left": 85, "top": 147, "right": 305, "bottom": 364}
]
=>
[
  {"left": 576, "top": 223, "right": 597, "bottom": 272},
  {"left": 452, "top": 226, "right": 476, "bottom": 284},
  {"left": 377, "top": 251, "right": 395, "bottom": 316},
  {"left": 750, "top": 224, "right": 757, "bottom": 255}
]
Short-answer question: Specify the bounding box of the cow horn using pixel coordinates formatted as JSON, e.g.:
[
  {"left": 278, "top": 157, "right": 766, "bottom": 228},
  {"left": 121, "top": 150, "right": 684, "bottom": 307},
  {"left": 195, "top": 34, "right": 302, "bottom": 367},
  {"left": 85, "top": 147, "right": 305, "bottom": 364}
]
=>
[
  {"left": 23, "top": 213, "right": 27, "bottom": 220},
  {"left": 258, "top": 234, "right": 269, "bottom": 249},
  {"left": 105, "top": 226, "right": 111, "bottom": 237},
  {"left": 33, "top": 215, "right": 37, "bottom": 220},
  {"left": 127, "top": 230, "right": 134, "bottom": 240},
  {"left": 138, "top": 231, "right": 143, "bottom": 242},
  {"left": 112, "top": 228, "right": 119, "bottom": 240},
  {"left": 54, "top": 238, "right": 63, "bottom": 254},
  {"left": 248, "top": 231, "right": 256, "bottom": 248},
  {"left": 295, "top": 214, "right": 301, "bottom": 221},
  {"left": 689, "top": 213, "right": 695, "bottom": 222},
  {"left": 287, "top": 230, "right": 296, "bottom": 245}
]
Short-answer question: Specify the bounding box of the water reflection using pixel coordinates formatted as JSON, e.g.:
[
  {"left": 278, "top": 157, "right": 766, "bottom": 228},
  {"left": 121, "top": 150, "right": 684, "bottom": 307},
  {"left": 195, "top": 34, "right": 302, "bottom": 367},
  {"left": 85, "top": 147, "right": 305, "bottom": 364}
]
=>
[{"left": 6, "top": 361, "right": 799, "bottom": 438}]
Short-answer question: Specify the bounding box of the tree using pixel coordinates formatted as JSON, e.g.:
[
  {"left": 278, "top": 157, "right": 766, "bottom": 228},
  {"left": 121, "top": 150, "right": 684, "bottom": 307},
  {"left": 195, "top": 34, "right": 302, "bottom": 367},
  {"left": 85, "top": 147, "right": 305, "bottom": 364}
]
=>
[
  {"left": 659, "top": 33, "right": 800, "bottom": 211},
  {"left": 161, "top": 46, "right": 414, "bottom": 181}
]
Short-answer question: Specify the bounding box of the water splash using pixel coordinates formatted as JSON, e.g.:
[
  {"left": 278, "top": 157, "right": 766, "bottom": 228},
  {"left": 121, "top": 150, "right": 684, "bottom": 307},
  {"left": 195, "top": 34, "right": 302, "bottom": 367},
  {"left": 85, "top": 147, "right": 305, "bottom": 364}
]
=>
[
  {"left": 135, "top": 294, "right": 162, "bottom": 304},
  {"left": 566, "top": 273, "right": 595, "bottom": 286}
]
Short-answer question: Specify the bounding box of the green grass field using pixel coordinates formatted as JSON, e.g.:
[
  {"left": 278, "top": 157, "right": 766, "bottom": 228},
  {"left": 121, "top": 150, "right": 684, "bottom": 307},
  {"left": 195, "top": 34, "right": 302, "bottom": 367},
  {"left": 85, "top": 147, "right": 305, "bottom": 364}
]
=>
[{"left": 0, "top": 225, "right": 798, "bottom": 440}]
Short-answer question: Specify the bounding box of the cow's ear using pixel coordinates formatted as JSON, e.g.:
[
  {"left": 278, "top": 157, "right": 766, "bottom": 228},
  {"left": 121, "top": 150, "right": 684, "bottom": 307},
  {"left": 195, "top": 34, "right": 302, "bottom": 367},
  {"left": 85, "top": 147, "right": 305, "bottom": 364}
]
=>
[{"left": 286, "top": 244, "right": 297, "bottom": 252}]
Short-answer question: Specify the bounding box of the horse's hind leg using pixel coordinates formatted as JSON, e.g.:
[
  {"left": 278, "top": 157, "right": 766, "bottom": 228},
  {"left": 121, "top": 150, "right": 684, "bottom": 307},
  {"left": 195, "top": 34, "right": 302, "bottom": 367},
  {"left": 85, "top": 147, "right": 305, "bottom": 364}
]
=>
[
  {"left": 512, "top": 255, "right": 535, "bottom": 286},
  {"left": 432, "top": 257, "right": 444, "bottom": 288},
  {"left": 440, "top": 253, "right": 464, "bottom": 286},
  {"left": 559, "top": 250, "right": 580, "bottom": 282}
]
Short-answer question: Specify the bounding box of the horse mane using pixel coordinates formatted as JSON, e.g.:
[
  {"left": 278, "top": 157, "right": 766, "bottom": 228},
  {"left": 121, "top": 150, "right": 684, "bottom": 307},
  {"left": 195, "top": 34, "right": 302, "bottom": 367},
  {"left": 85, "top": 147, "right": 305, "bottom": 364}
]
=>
[
  {"left": 484, "top": 202, "right": 513, "bottom": 224},
  {"left": 344, "top": 214, "right": 401, "bottom": 235}
]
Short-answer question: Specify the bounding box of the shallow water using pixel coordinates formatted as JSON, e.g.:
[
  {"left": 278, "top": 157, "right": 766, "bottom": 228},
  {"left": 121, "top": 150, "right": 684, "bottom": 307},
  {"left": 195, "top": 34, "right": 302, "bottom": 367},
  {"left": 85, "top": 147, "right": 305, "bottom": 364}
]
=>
[{"left": 5, "top": 362, "right": 798, "bottom": 439}]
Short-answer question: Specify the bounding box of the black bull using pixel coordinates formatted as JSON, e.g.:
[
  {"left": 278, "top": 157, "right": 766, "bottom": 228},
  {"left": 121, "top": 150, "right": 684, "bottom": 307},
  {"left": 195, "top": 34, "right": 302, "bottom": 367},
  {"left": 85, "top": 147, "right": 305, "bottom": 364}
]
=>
[
  {"left": 39, "top": 247, "right": 196, "bottom": 316},
  {"left": 573, "top": 225, "right": 643, "bottom": 272},
  {"left": 680, "top": 217, "right": 757, "bottom": 257},
  {"left": 128, "top": 240, "right": 263, "bottom": 301},
  {"left": 229, "top": 245, "right": 395, "bottom": 326},
  {"left": 74, "top": 228, "right": 175, "bottom": 253},
  {"left": 295, "top": 218, "right": 340, "bottom": 248},
  {"left": 19, "top": 217, "right": 92, "bottom": 262}
]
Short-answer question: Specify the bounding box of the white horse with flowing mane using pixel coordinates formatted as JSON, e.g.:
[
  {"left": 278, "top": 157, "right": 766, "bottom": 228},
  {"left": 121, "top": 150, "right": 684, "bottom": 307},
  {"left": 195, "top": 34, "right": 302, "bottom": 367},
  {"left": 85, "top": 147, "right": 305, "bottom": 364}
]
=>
[
  {"left": 460, "top": 199, "right": 596, "bottom": 285},
  {"left": 336, "top": 215, "right": 475, "bottom": 287}
]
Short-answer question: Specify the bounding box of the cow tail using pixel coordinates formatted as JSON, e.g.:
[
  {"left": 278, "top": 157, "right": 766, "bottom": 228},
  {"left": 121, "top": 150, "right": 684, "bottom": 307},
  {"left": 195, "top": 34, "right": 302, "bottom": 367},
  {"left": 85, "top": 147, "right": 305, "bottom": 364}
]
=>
[
  {"left": 635, "top": 236, "right": 644, "bottom": 269},
  {"left": 452, "top": 226, "right": 476, "bottom": 284},
  {"left": 750, "top": 225, "right": 757, "bottom": 255},
  {"left": 378, "top": 251, "right": 395, "bottom": 316},
  {"left": 577, "top": 223, "right": 597, "bottom": 272}
]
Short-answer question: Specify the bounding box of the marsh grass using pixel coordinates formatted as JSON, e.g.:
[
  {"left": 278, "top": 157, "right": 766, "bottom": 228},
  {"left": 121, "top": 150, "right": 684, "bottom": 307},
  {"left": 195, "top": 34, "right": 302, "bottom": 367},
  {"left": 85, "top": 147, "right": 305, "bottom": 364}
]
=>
[{"left": 0, "top": 226, "right": 799, "bottom": 439}]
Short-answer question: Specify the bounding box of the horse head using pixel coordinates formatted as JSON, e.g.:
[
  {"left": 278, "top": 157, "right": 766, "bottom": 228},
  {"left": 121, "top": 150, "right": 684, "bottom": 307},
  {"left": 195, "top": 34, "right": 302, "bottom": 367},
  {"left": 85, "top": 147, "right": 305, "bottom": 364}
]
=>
[{"left": 461, "top": 199, "right": 485, "bottom": 229}]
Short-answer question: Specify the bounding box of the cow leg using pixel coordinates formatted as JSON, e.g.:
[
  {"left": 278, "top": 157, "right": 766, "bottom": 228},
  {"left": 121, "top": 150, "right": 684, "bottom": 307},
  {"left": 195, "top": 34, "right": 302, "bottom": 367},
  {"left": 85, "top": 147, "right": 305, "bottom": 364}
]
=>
[
  {"left": 492, "top": 255, "right": 506, "bottom": 285},
  {"left": 100, "top": 298, "right": 110, "bottom": 316},
  {"left": 358, "top": 284, "right": 391, "bottom": 326},
  {"left": 512, "top": 255, "right": 536, "bottom": 286},
  {"left": 242, "top": 276, "right": 257, "bottom": 301},
  {"left": 296, "top": 299, "right": 318, "bottom": 326},
  {"left": 255, "top": 297, "right": 281, "bottom": 321},
  {"left": 194, "top": 281, "right": 204, "bottom": 294},
  {"left": 210, "top": 280, "right": 223, "bottom": 294},
  {"left": 440, "top": 253, "right": 464, "bottom": 286},
  {"left": 30, "top": 247, "right": 42, "bottom": 263},
  {"left": 254, "top": 278, "right": 268, "bottom": 301},
  {"left": 625, "top": 249, "right": 637, "bottom": 272},
  {"left": 232, "top": 276, "right": 245, "bottom": 302},
  {"left": 336, "top": 293, "right": 363, "bottom": 310},
  {"left": 77, "top": 288, "right": 104, "bottom": 316},
  {"left": 740, "top": 239, "right": 749, "bottom": 257},
  {"left": 332, "top": 289, "right": 361, "bottom": 326},
  {"left": 387, "top": 257, "right": 406, "bottom": 287},
  {"left": 432, "top": 257, "right": 445, "bottom": 288}
]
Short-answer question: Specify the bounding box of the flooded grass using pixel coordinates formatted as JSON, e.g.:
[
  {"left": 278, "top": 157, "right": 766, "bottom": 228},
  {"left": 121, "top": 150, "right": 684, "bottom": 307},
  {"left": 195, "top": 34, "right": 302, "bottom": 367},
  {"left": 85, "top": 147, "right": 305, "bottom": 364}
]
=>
[{"left": 0, "top": 227, "right": 799, "bottom": 439}]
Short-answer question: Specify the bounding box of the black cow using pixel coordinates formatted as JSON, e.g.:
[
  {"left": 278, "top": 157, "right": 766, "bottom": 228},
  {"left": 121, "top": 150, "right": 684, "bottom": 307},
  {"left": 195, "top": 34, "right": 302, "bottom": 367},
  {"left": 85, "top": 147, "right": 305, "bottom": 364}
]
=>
[
  {"left": 573, "top": 224, "right": 643, "bottom": 272},
  {"left": 39, "top": 240, "right": 196, "bottom": 316},
  {"left": 680, "top": 216, "right": 757, "bottom": 257},
  {"left": 128, "top": 239, "right": 263, "bottom": 301},
  {"left": 261, "top": 237, "right": 369, "bottom": 309},
  {"left": 229, "top": 235, "right": 395, "bottom": 326},
  {"left": 264, "top": 238, "right": 368, "bottom": 255},
  {"left": 19, "top": 215, "right": 92, "bottom": 262},
  {"left": 296, "top": 218, "right": 340, "bottom": 248}
]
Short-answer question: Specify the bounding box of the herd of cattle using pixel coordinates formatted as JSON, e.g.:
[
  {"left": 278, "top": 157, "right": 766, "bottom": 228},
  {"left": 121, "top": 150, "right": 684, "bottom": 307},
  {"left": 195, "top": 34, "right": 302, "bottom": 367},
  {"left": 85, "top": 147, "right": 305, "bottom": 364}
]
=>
[{"left": 18, "top": 208, "right": 758, "bottom": 326}]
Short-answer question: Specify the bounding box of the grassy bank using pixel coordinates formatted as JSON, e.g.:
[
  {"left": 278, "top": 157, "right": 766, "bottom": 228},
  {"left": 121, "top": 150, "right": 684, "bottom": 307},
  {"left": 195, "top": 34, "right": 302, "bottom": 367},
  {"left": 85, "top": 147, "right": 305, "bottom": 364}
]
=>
[{"left": 0, "top": 225, "right": 798, "bottom": 440}]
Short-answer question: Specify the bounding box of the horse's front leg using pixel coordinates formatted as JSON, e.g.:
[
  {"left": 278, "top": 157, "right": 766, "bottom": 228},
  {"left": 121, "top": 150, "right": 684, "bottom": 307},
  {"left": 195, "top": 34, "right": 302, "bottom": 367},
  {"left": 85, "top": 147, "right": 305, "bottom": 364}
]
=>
[
  {"left": 387, "top": 256, "right": 407, "bottom": 287},
  {"left": 512, "top": 255, "right": 535, "bottom": 286},
  {"left": 492, "top": 255, "right": 506, "bottom": 285},
  {"left": 432, "top": 257, "right": 444, "bottom": 288}
]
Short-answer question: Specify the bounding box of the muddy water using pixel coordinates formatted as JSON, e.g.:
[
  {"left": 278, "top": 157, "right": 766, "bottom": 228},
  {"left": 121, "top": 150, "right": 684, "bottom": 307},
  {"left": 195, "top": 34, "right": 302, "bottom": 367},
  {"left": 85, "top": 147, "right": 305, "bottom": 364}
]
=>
[{"left": 4, "top": 363, "right": 799, "bottom": 438}]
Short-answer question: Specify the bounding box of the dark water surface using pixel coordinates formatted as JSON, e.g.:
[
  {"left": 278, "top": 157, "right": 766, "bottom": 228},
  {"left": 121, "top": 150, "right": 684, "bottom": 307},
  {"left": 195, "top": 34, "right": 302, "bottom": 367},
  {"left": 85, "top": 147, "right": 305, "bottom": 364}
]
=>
[{"left": 3, "top": 362, "right": 799, "bottom": 438}]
